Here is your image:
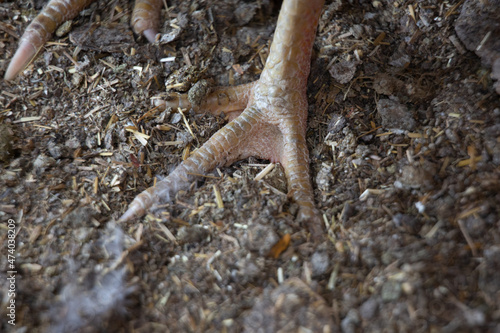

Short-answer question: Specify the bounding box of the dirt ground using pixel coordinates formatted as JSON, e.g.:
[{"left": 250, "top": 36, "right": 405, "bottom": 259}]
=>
[{"left": 1, "top": 0, "right": 499, "bottom": 332}]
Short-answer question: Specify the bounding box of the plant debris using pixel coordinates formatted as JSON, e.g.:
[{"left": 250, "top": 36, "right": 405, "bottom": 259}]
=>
[{"left": 0, "top": 0, "right": 499, "bottom": 331}]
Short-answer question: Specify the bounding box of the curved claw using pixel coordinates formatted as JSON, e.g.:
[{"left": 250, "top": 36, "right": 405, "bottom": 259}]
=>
[
  {"left": 4, "top": 40, "right": 38, "bottom": 80},
  {"left": 131, "top": 0, "right": 163, "bottom": 42},
  {"left": 5, "top": 0, "right": 163, "bottom": 80},
  {"left": 119, "top": 107, "right": 260, "bottom": 222},
  {"left": 4, "top": 0, "right": 96, "bottom": 80},
  {"left": 297, "top": 206, "right": 324, "bottom": 241},
  {"left": 121, "top": 0, "right": 325, "bottom": 238},
  {"left": 141, "top": 29, "right": 159, "bottom": 43}
]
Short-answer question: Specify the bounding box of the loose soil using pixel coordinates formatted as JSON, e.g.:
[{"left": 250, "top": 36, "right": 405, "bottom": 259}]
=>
[{"left": 1, "top": 0, "right": 499, "bottom": 332}]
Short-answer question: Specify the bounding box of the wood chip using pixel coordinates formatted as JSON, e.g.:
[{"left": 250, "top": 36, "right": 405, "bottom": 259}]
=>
[
  {"left": 457, "top": 156, "right": 482, "bottom": 167},
  {"left": 254, "top": 163, "right": 275, "bottom": 181},
  {"left": 14, "top": 116, "right": 41, "bottom": 123},
  {"left": 268, "top": 234, "right": 291, "bottom": 259},
  {"left": 178, "top": 108, "right": 195, "bottom": 139},
  {"left": 213, "top": 185, "right": 224, "bottom": 209},
  {"left": 157, "top": 221, "right": 177, "bottom": 244}
]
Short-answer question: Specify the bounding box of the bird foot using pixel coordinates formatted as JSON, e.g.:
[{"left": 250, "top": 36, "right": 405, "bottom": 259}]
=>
[{"left": 119, "top": 79, "right": 324, "bottom": 239}]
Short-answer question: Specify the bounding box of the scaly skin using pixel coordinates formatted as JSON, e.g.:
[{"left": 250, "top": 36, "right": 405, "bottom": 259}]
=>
[
  {"left": 4, "top": 0, "right": 162, "bottom": 80},
  {"left": 5, "top": 0, "right": 326, "bottom": 238},
  {"left": 131, "top": 0, "right": 163, "bottom": 42},
  {"left": 120, "top": 0, "right": 326, "bottom": 238}
]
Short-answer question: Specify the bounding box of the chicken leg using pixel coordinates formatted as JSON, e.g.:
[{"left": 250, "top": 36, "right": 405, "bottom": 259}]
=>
[
  {"left": 120, "top": 0, "right": 325, "bottom": 238},
  {"left": 5, "top": 0, "right": 326, "bottom": 238},
  {"left": 4, "top": 0, "right": 161, "bottom": 80}
]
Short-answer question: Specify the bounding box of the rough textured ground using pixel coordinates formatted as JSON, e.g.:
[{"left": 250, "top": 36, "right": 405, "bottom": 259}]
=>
[{"left": 1, "top": 0, "right": 499, "bottom": 332}]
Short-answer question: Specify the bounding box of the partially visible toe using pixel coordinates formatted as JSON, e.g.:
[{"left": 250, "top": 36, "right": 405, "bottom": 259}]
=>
[{"left": 297, "top": 206, "right": 324, "bottom": 242}]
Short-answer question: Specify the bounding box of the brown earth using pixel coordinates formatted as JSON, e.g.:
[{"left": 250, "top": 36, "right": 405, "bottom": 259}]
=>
[{"left": 1, "top": 0, "right": 499, "bottom": 332}]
